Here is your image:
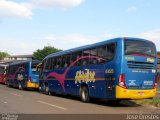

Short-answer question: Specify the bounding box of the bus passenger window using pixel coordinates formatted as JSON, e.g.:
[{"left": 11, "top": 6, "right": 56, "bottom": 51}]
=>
[
  {"left": 76, "top": 52, "right": 82, "bottom": 66},
  {"left": 61, "top": 56, "right": 66, "bottom": 68},
  {"left": 45, "top": 59, "right": 50, "bottom": 71},
  {"left": 90, "top": 48, "right": 97, "bottom": 65},
  {"left": 97, "top": 46, "right": 106, "bottom": 64},
  {"left": 106, "top": 44, "right": 116, "bottom": 61},
  {"left": 48, "top": 58, "right": 52, "bottom": 70},
  {"left": 64, "top": 54, "right": 71, "bottom": 68},
  {"left": 71, "top": 52, "right": 83, "bottom": 67},
  {"left": 83, "top": 50, "right": 90, "bottom": 66},
  {"left": 54, "top": 58, "right": 60, "bottom": 69},
  {"left": 0, "top": 67, "right": 5, "bottom": 74},
  {"left": 50, "top": 58, "right": 55, "bottom": 70},
  {"left": 71, "top": 53, "right": 77, "bottom": 67}
]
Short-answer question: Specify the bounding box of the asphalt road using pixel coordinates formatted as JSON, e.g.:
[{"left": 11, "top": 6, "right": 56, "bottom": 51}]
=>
[{"left": 0, "top": 84, "right": 160, "bottom": 114}]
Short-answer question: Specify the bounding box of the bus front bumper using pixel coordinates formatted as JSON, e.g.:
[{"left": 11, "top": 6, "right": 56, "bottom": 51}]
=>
[
  {"left": 26, "top": 82, "right": 39, "bottom": 89},
  {"left": 116, "top": 86, "right": 156, "bottom": 99}
]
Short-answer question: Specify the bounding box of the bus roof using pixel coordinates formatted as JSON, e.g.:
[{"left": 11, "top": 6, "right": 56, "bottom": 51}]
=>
[
  {"left": 9, "top": 60, "right": 40, "bottom": 66},
  {"left": 0, "top": 64, "right": 8, "bottom": 67},
  {"left": 44, "top": 37, "right": 154, "bottom": 59}
]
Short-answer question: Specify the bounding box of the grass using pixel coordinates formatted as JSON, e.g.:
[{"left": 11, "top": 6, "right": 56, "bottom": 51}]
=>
[{"left": 134, "top": 98, "right": 160, "bottom": 107}]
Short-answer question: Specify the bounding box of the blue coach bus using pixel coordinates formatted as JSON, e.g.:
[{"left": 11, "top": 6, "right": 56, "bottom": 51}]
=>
[
  {"left": 39, "top": 37, "right": 158, "bottom": 102},
  {"left": 6, "top": 60, "right": 40, "bottom": 90}
]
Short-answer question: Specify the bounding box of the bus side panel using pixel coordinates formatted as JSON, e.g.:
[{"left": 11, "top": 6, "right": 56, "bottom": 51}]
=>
[
  {"left": 0, "top": 74, "right": 6, "bottom": 84},
  {"left": 104, "top": 63, "right": 116, "bottom": 99},
  {"left": 103, "top": 40, "right": 123, "bottom": 99},
  {"left": 40, "top": 64, "right": 119, "bottom": 99},
  {"left": 67, "top": 66, "right": 107, "bottom": 98},
  {"left": 0, "top": 66, "right": 6, "bottom": 84},
  {"left": 41, "top": 66, "right": 108, "bottom": 99},
  {"left": 15, "top": 68, "right": 28, "bottom": 88}
]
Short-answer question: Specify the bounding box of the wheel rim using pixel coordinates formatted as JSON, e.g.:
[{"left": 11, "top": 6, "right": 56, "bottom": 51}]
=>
[
  {"left": 39, "top": 86, "right": 42, "bottom": 92},
  {"left": 82, "top": 88, "right": 88, "bottom": 101},
  {"left": 19, "top": 83, "right": 22, "bottom": 89},
  {"left": 82, "top": 91, "right": 86, "bottom": 100},
  {"left": 45, "top": 86, "right": 49, "bottom": 94},
  {"left": 46, "top": 87, "right": 49, "bottom": 92}
]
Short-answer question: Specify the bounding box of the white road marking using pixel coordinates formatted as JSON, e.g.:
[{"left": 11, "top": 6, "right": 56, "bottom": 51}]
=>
[
  {"left": 10, "top": 93, "right": 23, "bottom": 97},
  {"left": 37, "top": 100, "right": 67, "bottom": 111},
  {"left": 0, "top": 100, "right": 7, "bottom": 104}
]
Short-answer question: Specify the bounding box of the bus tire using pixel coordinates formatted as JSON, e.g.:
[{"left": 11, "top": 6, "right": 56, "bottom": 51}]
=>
[
  {"left": 18, "top": 82, "right": 22, "bottom": 90},
  {"left": 6, "top": 81, "right": 9, "bottom": 87},
  {"left": 45, "top": 85, "right": 49, "bottom": 95},
  {"left": 48, "top": 91, "right": 52, "bottom": 96},
  {"left": 39, "top": 86, "right": 42, "bottom": 93},
  {"left": 80, "top": 86, "right": 90, "bottom": 103}
]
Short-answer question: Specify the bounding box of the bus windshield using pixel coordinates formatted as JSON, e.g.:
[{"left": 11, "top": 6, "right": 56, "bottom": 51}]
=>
[
  {"left": 125, "top": 40, "right": 156, "bottom": 57},
  {"left": 0, "top": 67, "right": 5, "bottom": 74},
  {"left": 31, "top": 61, "right": 40, "bottom": 74}
]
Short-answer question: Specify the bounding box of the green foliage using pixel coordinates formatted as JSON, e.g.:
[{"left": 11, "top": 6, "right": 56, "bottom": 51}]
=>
[
  {"left": 0, "top": 52, "right": 9, "bottom": 60},
  {"left": 33, "top": 46, "right": 62, "bottom": 60},
  {"left": 134, "top": 98, "right": 160, "bottom": 107},
  {"left": 147, "top": 98, "right": 160, "bottom": 107}
]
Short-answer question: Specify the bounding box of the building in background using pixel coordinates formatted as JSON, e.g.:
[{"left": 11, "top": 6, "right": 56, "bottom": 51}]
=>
[{"left": 0, "top": 55, "right": 33, "bottom": 63}]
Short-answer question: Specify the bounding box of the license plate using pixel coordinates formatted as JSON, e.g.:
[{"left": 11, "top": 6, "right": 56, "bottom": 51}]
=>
[{"left": 138, "top": 92, "right": 144, "bottom": 95}]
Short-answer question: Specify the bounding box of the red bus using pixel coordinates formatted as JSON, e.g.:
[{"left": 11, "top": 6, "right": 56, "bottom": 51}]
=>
[{"left": 0, "top": 64, "right": 7, "bottom": 84}]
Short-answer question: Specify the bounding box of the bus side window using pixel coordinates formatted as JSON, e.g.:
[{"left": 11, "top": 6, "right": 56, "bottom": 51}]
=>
[
  {"left": 57, "top": 57, "right": 62, "bottom": 69},
  {"left": 71, "top": 53, "right": 76, "bottom": 67},
  {"left": 50, "top": 58, "right": 55, "bottom": 70},
  {"left": 67, "top": 54, "right": 71, "bottom": 67},
  {"left": 90, "top": 48, "right": 97, "bottom": 65},
  {"left": 54, "top": 57, "right": 60, "bottom": 69},
  {"left": 48, "top": 58, "right": 52, "bottom": 70},
  {"left": 76, "top": 51, "right": 82, "bottom": 66},
  {"left": 71, "top": 51, "right": 82, "bottom": 67},
  {"left": 24, "top": 63, "right": 27, "bottom": 71},
  {"left": 97, "top": 46, "right": 106, "bottom": 64},
  {"left": 63, "top": 54, "right": 71, "bottom": 68},
  {"left": 61, "top": 56, "right": 66, "bottom": 68},
  {"left": 83, "top": 50, "right": 90, "bottom": 66},
  {"left": 44, "top": 59, "right": 50, "bottom": 71},
  {"left": 39, "top": 61, "right": 45, "bottom": 79},
  {"left": 106, "top": 43, "right": 116, "bottom": 61},
  {"left": 0, "top": 67, "right": 4, "bottom": 74}
]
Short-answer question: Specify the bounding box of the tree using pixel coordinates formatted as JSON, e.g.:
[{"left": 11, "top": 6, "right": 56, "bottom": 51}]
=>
[
  {"left": 33, "top": 46, "right": 62, "bottom": 60},
  {"left": 0, "top": 52, "right": 9, "bottom": 60}
]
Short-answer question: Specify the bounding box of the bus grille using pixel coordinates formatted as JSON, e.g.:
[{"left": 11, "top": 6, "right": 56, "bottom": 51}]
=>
[{"left": 127, "top": 61, "right": 154, "bottom": 70}]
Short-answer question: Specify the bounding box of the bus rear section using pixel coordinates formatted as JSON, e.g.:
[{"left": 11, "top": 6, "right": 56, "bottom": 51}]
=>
[
  {"left": 116, "top": 38, "right": 157, "bottom": 99},
  {"left": 0, "top": 65, "right": 7, "bottom": 84},
  {"left": 26, "top": 60, "right": 40, "bottom": 89}
]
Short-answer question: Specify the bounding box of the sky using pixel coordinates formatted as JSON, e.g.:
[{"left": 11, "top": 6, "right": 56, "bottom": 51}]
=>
[{"left": 0, "top": 0, "right": 160, "bottom": 55}]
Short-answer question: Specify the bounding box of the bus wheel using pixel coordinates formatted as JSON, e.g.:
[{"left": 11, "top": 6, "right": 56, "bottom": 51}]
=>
[
  {"left": 80, "top": 86, "right": 90, "bottom": 103},
  {"left": 45, "top": 85, "right": 49, "bottom": 95},
  {"left": 18, "top": 83, "right": 22, "bottom": 90},
  {"left": 6, "top": 81, "right": 9, "bottom": 87},
  {"left": 39, "top": 86, "right": 42, "bottom": 93},
  {"left": 48, "top": 91, "right": 53, "bottom": 96}
]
